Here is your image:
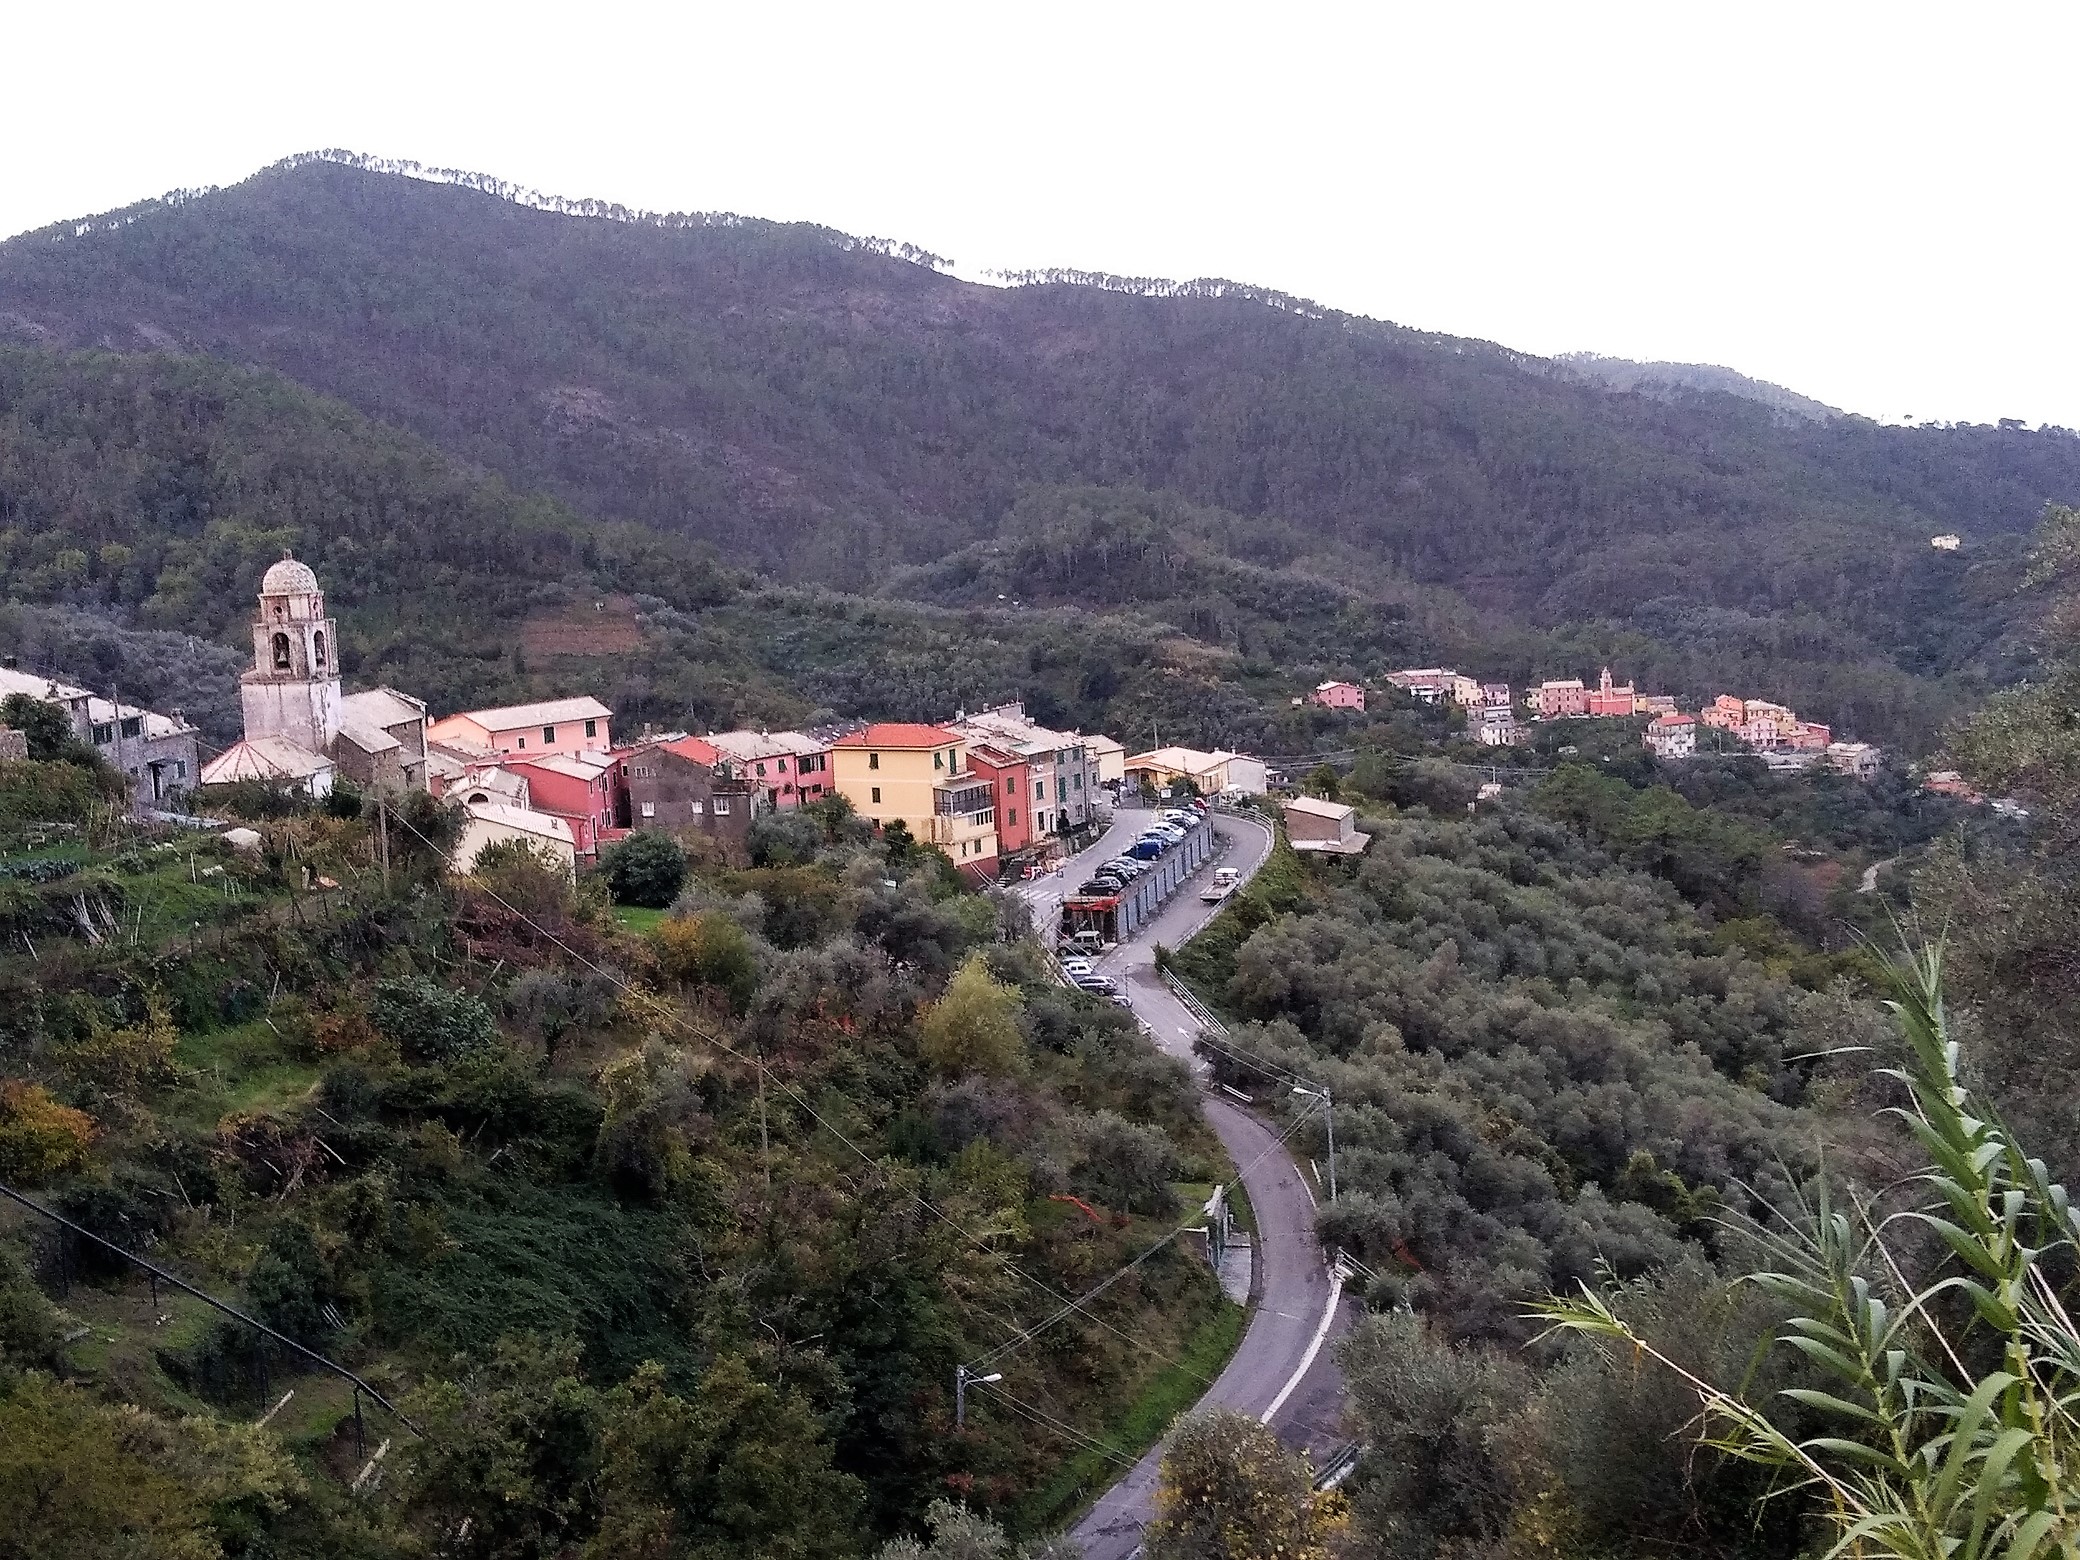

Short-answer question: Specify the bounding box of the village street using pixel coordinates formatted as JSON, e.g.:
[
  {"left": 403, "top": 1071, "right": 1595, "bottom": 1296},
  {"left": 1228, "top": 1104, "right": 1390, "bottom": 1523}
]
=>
[{"left": 1016, "top": 810, "right": 1351, "bottom": 1560}]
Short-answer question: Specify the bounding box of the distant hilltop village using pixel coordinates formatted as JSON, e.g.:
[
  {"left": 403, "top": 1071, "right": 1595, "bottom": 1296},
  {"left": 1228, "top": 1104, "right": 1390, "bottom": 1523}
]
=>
[{"left": 1370, "top": 664, "right": 1884, "bottom": 778}]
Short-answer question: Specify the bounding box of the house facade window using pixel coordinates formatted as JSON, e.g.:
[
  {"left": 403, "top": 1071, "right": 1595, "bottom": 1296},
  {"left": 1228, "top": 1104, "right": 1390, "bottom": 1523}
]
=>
[
  {"left": 1009, "top": 808, "right": 1018, "bottom": 826},
  {"left": 714, "top": 798, "right": 731, "bottom": 814},
  {"left": 870, "top": 786, "right": 881, "bottom": 804},
  {"left": 869, "top": 753, "right": 880, "bottom": 769},
  {"left": 543, "top": 726, "right": 556, "bottom": 744},
  {"left": 640, "top": 801, "right": 656, "bottom": 818},
  {"left": 690, "top": 800, "right": 704, "bottom": 814},
  {"left": 175, "top": 761, "right": 187, "bottom": 779},
  {"left": 584, "top": 719, "right": 597, "bottom": 738},
  {"left": 91, "top": 722, "right": 113, "bottom": 745},
  {"left": 271, "top": 632, "right": 291, "bottom": 670}
]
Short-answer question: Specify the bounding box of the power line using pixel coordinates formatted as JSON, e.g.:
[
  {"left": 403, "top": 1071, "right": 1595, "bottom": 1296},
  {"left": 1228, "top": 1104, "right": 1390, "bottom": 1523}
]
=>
[
  {"left": 0, "top": 1181, "right": 418, "bottom": 1438},
  {"left": 969, "top": 1097, "right": 1325, "bottom": 1374},
  {"left": 973, "top": 1379, "right": 1140, "bottom": 1471},
  {"left": 377, "top": 804, "right": 1282, "bottom": 1404}
]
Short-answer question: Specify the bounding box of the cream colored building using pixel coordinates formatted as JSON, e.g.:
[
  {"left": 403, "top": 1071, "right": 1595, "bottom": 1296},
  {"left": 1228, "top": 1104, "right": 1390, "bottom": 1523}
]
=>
[
  {"left": 830, "top": 722, "right": 999, "bottom": 872},
  {"left": 1124, "top": 745, "right": 1268, "bottom": 799},
  {"left": 453, "top": 800, "right": 576, "bottom": 874},
  {"left": 1282, "top": 795, "right": 1371, "bottom": 854},
  {"left": 1078, "top": 731, "right": 1127, "bottom": 785}
]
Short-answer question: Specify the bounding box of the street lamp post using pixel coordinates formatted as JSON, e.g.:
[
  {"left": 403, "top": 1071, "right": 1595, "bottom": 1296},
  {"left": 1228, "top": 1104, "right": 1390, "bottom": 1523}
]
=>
[
  {"left": 954, "top": 1364, "right": 1002, "bottom": 1429},
  {"left": 1292, "top": 1084, "right": 1336, "bottom": 1203}
]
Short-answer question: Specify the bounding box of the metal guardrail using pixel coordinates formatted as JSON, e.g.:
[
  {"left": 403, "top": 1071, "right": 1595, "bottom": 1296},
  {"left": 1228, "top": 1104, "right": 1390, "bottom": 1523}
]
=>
[{"left": 1161, "top": 968, "right": 1229, "bottom": 1037}]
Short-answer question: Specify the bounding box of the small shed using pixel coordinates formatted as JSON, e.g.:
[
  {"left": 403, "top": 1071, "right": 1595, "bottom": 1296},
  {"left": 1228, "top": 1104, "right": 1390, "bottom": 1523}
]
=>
[{"left": 1282, "top": 795, "right": 1371, "bottom": 855}]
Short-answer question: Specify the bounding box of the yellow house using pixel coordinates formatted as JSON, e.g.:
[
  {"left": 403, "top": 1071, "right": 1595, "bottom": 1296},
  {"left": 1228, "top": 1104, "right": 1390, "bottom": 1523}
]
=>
[{"left": 831, "top": 722, "right": 1000, "bottom": 873}]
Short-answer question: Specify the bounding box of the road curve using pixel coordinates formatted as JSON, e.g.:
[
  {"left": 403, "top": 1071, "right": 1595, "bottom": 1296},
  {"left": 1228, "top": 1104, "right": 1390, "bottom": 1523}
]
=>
[{"left": 1026, "top": 809, "right": 1348, "bottom": 1560}]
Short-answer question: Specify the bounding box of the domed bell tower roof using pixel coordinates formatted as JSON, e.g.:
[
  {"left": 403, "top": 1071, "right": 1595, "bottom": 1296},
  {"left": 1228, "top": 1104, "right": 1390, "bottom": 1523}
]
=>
[{"left": 261, "top": 552, "right": 320, "bottom": 596}]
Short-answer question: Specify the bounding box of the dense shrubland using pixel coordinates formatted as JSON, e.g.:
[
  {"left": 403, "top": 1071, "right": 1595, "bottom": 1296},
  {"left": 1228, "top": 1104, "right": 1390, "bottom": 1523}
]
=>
[
  {"left": 1158, "top": 517, "right": 2080, "bottom": 1556},
  {"left": 0, "top": 775, "right": 1231, "bottom": 1555},
  {"left": 1179, "top": 808, "right": 1825, "bottom": 1346}
]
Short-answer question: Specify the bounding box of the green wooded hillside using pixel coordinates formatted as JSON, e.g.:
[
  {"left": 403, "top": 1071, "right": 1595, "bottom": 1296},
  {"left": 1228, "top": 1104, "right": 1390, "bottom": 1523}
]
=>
[{"left": 4, "top": 152, "right": 2079, "bottom": 744}]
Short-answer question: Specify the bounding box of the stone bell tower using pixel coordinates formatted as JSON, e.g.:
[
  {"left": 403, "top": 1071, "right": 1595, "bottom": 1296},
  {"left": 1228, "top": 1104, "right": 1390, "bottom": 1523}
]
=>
[{"left": 239, "top": 552, "right": 341, "bottom": 754}]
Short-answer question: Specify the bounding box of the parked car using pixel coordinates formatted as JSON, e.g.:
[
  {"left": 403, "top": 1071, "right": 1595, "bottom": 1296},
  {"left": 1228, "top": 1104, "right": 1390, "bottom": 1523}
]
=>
[
  {"left": 1060, "top": 957, "right": 1094, "bottom": 978},
  {"left": 1077, "top": 879, "right": 1118, "bottom": 895},
  {"left": 1073, "top": 974, "right": 1119, "bottom": 995},
  {"left": 1127, "top": 840, "right": 1164, "bottom": 860}
]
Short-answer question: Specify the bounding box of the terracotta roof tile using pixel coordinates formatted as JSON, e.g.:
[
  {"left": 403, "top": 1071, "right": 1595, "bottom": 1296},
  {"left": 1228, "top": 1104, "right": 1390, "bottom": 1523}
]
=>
[{"left": 831, "top": 722, "right": 959, "bottom": 748}]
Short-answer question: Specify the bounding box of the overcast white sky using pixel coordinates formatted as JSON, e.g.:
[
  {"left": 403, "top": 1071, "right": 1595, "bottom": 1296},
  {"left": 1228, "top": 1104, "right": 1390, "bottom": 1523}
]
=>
[{"left": 10, "top": 2, "right": 2077, "bottom": 428}]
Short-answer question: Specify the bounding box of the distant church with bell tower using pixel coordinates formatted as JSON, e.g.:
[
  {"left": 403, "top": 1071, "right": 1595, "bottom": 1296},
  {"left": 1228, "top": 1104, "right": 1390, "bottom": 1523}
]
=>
[{"left": 199, "top": 553, "right": 431, "bottom": 796}]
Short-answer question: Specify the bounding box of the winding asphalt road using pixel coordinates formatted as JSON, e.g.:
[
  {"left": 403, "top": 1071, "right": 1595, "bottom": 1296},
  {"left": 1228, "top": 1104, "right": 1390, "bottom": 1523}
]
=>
[{"left": 1024, "top": 809, "right": 1350, "bottom": 1559}]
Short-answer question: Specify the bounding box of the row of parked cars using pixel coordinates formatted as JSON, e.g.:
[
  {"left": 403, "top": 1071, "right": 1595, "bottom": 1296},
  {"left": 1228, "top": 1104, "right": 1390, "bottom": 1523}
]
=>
[
  {"left": 1072, "top": 803, "right": 1208, "bottom": 898},
  {"left": 1060, "top": 955, "right": 1128, "bottom": 1006},
  {"left": 1063, "top": 801, "right": 1212, "bottom": 1008}
]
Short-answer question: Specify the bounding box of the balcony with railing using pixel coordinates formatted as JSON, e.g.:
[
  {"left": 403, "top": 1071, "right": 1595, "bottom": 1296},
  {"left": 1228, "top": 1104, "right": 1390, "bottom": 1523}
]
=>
[{"left": 929, "top": 776, "right": 996, "bottom": 843}]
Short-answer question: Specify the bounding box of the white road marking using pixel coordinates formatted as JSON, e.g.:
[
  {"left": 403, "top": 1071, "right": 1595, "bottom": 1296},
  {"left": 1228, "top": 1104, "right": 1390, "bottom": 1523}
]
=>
[{"left": 1260, "top": 1266, "right": 1344, "bottom": 1427}]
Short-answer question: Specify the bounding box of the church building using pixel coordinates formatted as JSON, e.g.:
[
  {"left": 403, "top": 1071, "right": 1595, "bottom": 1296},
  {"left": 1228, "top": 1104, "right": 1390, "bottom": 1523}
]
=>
[{"left": 199, "top": 555, "right": 431, "bottom": 796}]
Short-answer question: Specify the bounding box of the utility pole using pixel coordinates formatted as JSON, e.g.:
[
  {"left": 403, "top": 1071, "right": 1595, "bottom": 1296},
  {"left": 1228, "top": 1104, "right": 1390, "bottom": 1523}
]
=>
[
  {"left": 755, "top": 1061, "right": 771, "bottom": 1199},
  {"left": 1292, "top": 1083, "right": 1336, "bottom": 1202},
  {"left": 953, "top": 1363, "right": 1001, "bottom": 1429},
  {"left": 377, "top": 796, "right": 391, "bottom": 893}
]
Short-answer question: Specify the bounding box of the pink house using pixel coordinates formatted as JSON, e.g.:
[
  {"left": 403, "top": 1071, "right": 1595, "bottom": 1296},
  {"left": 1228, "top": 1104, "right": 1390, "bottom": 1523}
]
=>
[
  {"left": 1699, "top": 695, "right": 1747, "bottom": 733},
  {"left": 704, "top": 729, "right": 833, "bottom": 811},
  {"left": 504, "top": 751, "right": 617, "bottom": 856},
  {"left": 1537, "top": 679, "right": 1589, "bottom": 719},
  {"left": 427, "top": 696, "right": 612, "bottom": 760},
  {"left": 1310, "top": 680, "right": 1366, "bottom": 712}
]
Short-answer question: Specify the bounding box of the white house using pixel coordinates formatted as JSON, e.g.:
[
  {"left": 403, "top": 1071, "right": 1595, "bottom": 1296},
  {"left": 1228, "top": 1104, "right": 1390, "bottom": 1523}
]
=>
[
  {"left": 453, "top": 800, "right": 576, "bottom": 875},
  {"left": 1643, "top": 712, "right": 1697, "bottom": 760}
]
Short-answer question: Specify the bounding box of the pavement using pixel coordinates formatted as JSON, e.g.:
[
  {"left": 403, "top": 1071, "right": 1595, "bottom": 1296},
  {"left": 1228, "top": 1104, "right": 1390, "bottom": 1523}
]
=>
[{"left": 1021, "top": 810, "right": 1352, "bottom": 1560}]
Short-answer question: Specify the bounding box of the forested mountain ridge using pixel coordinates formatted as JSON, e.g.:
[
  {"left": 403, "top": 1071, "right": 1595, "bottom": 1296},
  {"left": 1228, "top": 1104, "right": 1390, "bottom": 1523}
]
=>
[
  {"left": 5, "top": 153, "right": 2079, "bottom": 703},
  {"left": 1554, "top": 351, "right": 1842, "bottom": 424}
]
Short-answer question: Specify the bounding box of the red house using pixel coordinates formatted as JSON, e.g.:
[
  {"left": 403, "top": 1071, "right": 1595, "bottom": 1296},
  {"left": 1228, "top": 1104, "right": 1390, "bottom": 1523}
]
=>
[
  {"left": 1586, "top": 667, "right": 1637, "bottom": 718},
  {"left": 966, "top": 742, "right": 1033, "bottom": 856},
  {"left": 505, "top": 752, "right": 617, "bottom": 856},
  {"left": 1309, "top": 680, "right": 1366, "bottom": 712}
]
